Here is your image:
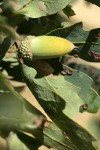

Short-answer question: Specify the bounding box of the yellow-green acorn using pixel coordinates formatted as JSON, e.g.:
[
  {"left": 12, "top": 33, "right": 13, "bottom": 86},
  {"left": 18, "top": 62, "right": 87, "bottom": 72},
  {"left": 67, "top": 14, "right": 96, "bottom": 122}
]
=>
[{"left": 19, "top": 35, "right": 75, "bottom": 60}]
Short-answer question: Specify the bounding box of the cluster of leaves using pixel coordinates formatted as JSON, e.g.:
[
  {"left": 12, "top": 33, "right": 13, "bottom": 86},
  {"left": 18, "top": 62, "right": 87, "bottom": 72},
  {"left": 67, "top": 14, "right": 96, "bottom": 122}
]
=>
[{"left": 0, "top": 0, "right": 100, "bottom": 150}]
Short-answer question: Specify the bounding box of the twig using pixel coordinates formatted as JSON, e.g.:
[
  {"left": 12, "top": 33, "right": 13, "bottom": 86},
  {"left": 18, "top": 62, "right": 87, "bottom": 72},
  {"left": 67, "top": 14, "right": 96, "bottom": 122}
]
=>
[{"left": 73, "top": 42, "right": 100, "bottom": 45}]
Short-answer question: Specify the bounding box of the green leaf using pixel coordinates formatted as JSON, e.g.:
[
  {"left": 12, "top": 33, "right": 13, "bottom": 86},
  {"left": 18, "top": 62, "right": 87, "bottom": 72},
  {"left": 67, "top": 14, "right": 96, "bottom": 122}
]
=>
[
  {"left": 61, "top": 22, "right": 72, "bottom": 28},
  {"left": 16, "top": 0, "right": 31, "bottom": 10},
  {"left": 2, "top": 0, "right": 30, "bottom": 12},
  {"left": 63, "top": 5, "right": 76, "bottom": 18},
  {"left": 21, "top": 63, "right": 83, "bottom": 118},
  {"left": 74, "top": 60, "right": 100, "bottom": 94},
  {"left": 47, "top": 57, "right": 100, "bottom": 113},
  {"left": 2, "top": 117, "right": 95, "bottom": 150},
  {"left": 0, "top": 37, "right": 15, "bottom": 62},
  {"left": 88, "top": 117, "right": 100, "bottom": 149},
  {"left": 7, "top": 131, "right": 42, "bottom": 150},
  {"left": 0, "top": 1, "right": 3, "bottom": 5},
  {"left": 34, "top": 121, "right": 79, "bottom": 150},
  {"left": 7, "top": 124, "right": 78, "bottom": 150},
  {"left": 21, "top": 62, "right": 97, "bottom": 150},
  {"left": 31, "top": 17, "right": 62, "bottom": 36},
  {"left": 47, "top": 22, "right": 100, "bottom": 62},
  {"left": 85, "top": 0, "right": 100, "bottom": 7},
  {"left": 62, "top": 64, "right": 100, "bottom": 113},
  {"left": 0, "top": 16, "right": 14, "bottom": 37},
  {"left": 7, "top": 132, "right": 29, "bottom": 150},
  {"left": 0, "top": 15, "right": 21, "bottom": 41},
  {"left": 15, "top": 0, "right": 72, "bottom": 18},
  {"left": 0, "top": 72, "right": 45, "bottom": 130},
  {"left": 0, "top": 72, "right": 83, "bottom": 149}
]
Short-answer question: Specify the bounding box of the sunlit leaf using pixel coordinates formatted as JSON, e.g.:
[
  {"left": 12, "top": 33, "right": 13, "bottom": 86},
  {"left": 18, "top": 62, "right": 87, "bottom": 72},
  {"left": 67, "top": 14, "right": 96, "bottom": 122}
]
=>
[
  {"left": 15, "top": 0, "right": 73, "bottom": 18},
  {"left": 20, "top": 61, "right": 97, "bottom": 150}
]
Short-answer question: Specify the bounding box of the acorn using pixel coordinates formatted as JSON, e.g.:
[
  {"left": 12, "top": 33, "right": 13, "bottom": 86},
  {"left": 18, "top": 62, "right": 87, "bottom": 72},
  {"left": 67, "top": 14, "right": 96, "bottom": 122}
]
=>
[{"left": 19, "top": 35, "right": 75, "bottom": 61}]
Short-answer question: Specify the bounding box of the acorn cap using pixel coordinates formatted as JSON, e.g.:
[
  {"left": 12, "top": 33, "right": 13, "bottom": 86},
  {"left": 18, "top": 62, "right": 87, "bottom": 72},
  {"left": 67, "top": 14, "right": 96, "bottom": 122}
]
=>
[{"left": 19, "top": 36, "right": 34, "bottom": 61}]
